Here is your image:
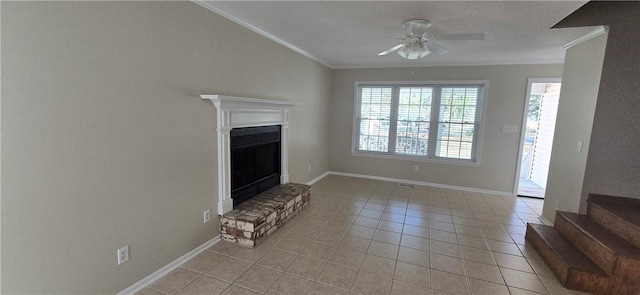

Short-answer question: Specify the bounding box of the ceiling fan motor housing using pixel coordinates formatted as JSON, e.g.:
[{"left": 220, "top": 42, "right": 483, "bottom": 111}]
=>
[{"left": 403, "top": 19, "right": 432, "bottom": 38}]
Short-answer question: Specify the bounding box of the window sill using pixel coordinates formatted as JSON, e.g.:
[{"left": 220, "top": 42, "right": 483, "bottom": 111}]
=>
[{"left": 351, "top": 151, "right": 481, "bottom": 167}]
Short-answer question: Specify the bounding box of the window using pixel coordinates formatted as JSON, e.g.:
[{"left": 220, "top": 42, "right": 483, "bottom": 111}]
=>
[{"left": 354, "top": 82, "right": 487, "bottom": 164}]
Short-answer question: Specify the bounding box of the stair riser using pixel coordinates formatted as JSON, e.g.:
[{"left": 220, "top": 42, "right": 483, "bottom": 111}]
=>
[
  {"left": 526, "top": 225, "right": 570, "bottom": 284},
  {"left": 526, "top": 224, "right": 613, "bottom": 294},
  {"left": 610, "top": 258, "right": 640, "bottom": 295},
  {"left": 554, "top": 213, "right": 616, "bottom": 275},
  {"left": 588, "top": 203, "right": 640, "bottom": 248}
]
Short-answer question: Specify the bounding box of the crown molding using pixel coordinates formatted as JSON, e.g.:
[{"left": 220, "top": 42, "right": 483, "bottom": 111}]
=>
[
  {"left": 562, "top": 26, "right": 607, "bottom": 49},
  {"left": 193, "top": 1, "right": 334, "bottom": 69}
]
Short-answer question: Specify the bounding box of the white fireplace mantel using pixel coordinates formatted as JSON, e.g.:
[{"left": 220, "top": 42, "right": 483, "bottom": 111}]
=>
[{"left": 201, "top": 94, "right": 298, "bottom": 215}]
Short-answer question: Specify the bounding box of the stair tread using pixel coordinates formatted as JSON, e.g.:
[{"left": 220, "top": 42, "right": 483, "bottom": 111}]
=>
[
  {"left": 528, "top": 223, "right": 608, "bottom": 276},
  {"left": 558, "top": 211, "right": 640, "bottom": 260},
  {"left": 589, "top": 195, "right": 640, "bottom": 228}
]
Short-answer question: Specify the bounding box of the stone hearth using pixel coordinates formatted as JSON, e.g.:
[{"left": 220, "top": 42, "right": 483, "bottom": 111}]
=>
[{"left": 219, "top": 183, "right": 311, "bottom": 248}]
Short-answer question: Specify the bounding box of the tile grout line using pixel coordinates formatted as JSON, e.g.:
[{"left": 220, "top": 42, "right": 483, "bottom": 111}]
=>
[{"left": 151, "top": 176, "right": 553, "bottom": 295}]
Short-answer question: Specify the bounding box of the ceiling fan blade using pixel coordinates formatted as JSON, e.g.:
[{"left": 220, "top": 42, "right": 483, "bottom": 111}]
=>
[
  {"left": 359, "top": 37, "right": 404, "bottom": 41},
  {"left": 435, "top": 33, "right": 485, "bottom": 41},
  {"left": 378, "top": 43, "right": 405, "bottom": 56},
  {"left": 425, "top": 41, "right": 450, "bottom": 55}
]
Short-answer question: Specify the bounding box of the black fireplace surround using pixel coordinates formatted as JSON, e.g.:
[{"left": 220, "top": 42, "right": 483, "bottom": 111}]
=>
[{"left": 230, "top": 125, "right": 281, "bottom": 206}]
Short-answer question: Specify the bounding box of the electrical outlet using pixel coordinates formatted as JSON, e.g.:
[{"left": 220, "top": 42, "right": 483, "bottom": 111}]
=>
[
  {"left": 307, "top": 164, "right": 312, "bottom": 172},
  {"left": 413, "top": 164, "right": 419, "bottom": 172},
  {"left": 554, "top": 200, "right": 559, "bottom": 210},
  {"left": 502, "top": 125, "right": 518, "bottom": 133},
  {"left": 203, "top": 209, "right": 211, "bottom": 223},
  {"left": 117, "top": 246, "right": 129, "bottom": 265}
]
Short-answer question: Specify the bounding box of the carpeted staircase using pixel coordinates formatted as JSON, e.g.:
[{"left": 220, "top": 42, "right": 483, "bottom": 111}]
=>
[{"left": 525, "top": 194, "right": 640, "bottom": 294}]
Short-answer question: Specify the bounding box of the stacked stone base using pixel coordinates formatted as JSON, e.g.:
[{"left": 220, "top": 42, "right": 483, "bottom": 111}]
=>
[{"left": 219, "top": 183, "right": 311, "bottom": 248}]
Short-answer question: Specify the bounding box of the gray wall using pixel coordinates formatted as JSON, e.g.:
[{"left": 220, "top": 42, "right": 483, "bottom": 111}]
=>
[
  {"left": 580, "top": 6, "right": 640, "bottom": 207},
  {"left": 329, "top": 65, "right": 563, "bottom": 193},
  {"left": 552, "top": 2, "right": 640, "bottom": 210},
  {"left": 1, "top": 2, "right": 331, "bottom": 293},
  {"left": 542, "top": 32, "right": 608, "bottom": 223}
]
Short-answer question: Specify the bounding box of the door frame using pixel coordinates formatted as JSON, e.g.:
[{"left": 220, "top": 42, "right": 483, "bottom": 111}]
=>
[{"left": 513, "top": 77, "right": 562, "bottom": 196}]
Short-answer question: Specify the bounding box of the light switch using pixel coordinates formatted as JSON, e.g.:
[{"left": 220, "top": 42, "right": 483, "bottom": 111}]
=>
[{"left": 577, "top": 141, "right": 583, "bottom": 152}]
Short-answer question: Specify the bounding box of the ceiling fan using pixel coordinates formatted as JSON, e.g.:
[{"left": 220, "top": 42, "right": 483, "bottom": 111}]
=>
[{"left": 377, "top": 19, "right": 485, "bottom": 60}]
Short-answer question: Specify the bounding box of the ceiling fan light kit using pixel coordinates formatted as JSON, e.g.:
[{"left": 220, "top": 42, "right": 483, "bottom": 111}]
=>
[{"left": 397, "top": 41, "right": 431, "bottom": 59}]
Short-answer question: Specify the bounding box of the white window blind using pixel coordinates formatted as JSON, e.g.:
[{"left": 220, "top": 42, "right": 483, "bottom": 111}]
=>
[
  {"left": 436, "top": 87, "right": 481, "bottom": 160},
  {"left": 354, "top": 82, "right": 486, "bottom": 164},
  {"left": 358, "top": 87, "right": 392, "bottom": 152},
  {"left": 396, "top": 87, "right": 433, "bottom": 156}
]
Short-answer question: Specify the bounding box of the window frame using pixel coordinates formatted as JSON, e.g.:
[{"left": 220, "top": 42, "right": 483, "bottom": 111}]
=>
[{"left": 352, "top": 81, "right": 489, "bottom": 167}]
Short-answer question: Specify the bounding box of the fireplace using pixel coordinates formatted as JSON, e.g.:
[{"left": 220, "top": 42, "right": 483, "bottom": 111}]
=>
[
  {"left": 200, "top": 94, "right": 297, "bottom": 215},
  {"left": 201, "top": 95, "right": 308, "bottom": 247},
  {"left": 230, "top": 125, "right": 281, "bottom": 206}
]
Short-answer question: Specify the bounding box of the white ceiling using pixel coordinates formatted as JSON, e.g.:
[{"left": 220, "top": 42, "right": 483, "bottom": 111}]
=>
[{"left": 196, "top": 1, "right": 594, "bottom": 69}]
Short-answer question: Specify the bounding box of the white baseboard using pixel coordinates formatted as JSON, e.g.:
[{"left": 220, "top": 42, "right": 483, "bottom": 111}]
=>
[
  {"left": 306, "top": 171, "right": 331, "bottom": 185},
  {"left": 117, "top": 235, "right": 221, "bottom": 295},
  {"left": 327, "top": 171, "right": 514, "bottom": 196},
  {"left": 538, "top": 215, "right": 553, "bottom": 226}
]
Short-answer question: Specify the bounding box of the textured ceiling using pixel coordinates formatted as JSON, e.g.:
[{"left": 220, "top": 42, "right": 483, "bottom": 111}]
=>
[{"left": 196, "top": 1, "right": 594, "bottom": 68}]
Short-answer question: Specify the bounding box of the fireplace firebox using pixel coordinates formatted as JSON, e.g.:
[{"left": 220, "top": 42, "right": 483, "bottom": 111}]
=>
[{"left": 230, "top": 125, "right": 281, "bottom": 206}]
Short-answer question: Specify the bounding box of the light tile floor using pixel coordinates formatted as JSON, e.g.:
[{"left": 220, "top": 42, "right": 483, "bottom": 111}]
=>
[{"left": 138, "top": 175, "right": 588, "bottom": 295}]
